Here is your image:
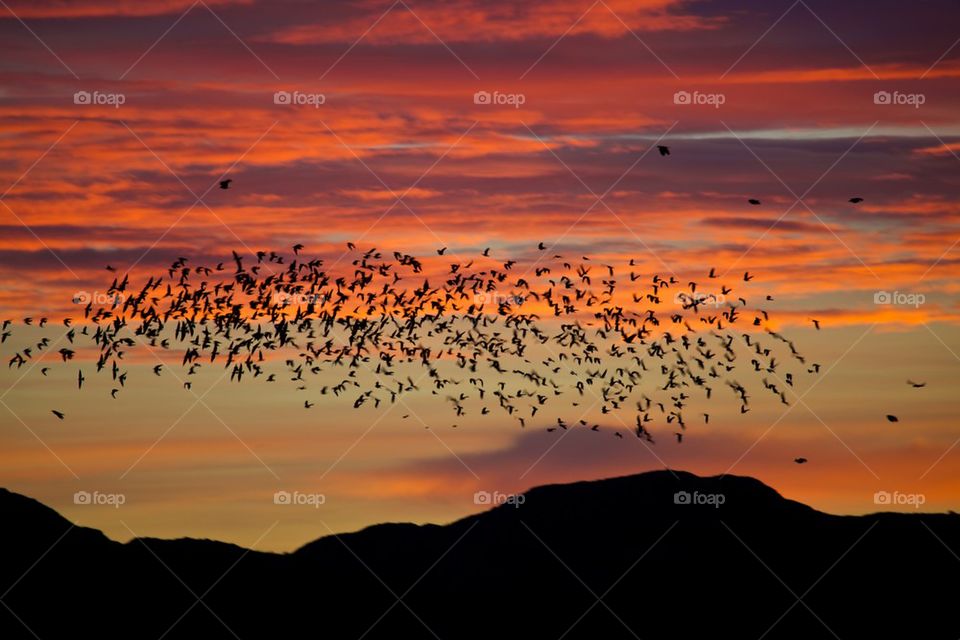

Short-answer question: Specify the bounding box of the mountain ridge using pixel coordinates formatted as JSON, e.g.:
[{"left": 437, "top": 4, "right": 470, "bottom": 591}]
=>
[{"left": 2, "top": 471, "right": 957, "bottom": 639}]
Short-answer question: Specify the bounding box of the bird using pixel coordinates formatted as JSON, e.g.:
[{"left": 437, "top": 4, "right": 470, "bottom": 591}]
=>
[
  {"left": 886, "top": 414, "right": 899, "bottom": 423},
  {"left": 437, "top": 247, "right": 447, "bottom": 255},
  {"left": 219, "top": 179, "right": 232, "bottom": 189},
  {"left": 538, "top": 242, "right": 546, "bottom": 250},
  {"left": 906, "top": 380, "right": 926, "bottom": 388},
  {"left": 748, "top": 199, "right": 761, "bottom": 205},
  {"left": 811, "top": 319, "right": 821, "bottom": 330},
  {"left": 293, "top": 244, "right": 304, "bottom": 255},
  {"left": 51, "top": 410, "right": 65, "bottom": 420},
  {"left": 848, "top": 197, "right": 863, "bottom": 204},
  {"left": 794, "top": 457, "right": 807, "bottom": 464},
  {"left": 657, "top": 145, "right": 670, "bottom": 156}
]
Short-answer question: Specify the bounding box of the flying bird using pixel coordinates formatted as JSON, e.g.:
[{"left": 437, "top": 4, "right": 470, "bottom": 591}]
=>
[
  {"left": 748, "top": 199, "right": 761, "bottom": 205},
  {"left": 848, "top": 197, "right": 863, "bottom": 204},
  {"left": 657, "top": 145, "right": 670, "bottom": 156},
  {"left": 886, "top": 414, "right": 899, "bottom": 423},
  {"left": 794, "top": 457, "right": 807, "bottom": 464},
  {"left": 219, "top": 179, "right": 232, "bottom": 189},
  {"left": 51, "top": 410, "right": 65, "bottom": 420}
]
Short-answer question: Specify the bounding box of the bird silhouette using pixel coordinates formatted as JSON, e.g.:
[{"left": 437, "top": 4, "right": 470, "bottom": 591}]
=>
[
  {"left": 219, "top": 179, "right": 232, "bottom": 189},
  {"left": 657, "top": 145, "right": 670, "bottom": 156}
]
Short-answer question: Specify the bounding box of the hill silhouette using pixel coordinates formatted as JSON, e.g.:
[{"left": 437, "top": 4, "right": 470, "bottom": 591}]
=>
[{"left": 1, "top": 471, "right": 957, "bottom": 639}]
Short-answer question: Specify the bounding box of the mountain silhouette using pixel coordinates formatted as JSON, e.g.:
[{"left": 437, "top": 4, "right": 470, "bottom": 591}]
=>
[{"left": 1, "top": 471, "right": 957, "bottom": 639}]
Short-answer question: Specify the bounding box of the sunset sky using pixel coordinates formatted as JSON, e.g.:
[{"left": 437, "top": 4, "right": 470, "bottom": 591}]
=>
[{"left": 2, "top": 0, "right": 960, "bottom": 551}]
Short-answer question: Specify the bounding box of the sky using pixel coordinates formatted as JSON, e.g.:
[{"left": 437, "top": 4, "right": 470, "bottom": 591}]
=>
[{"left": 1, "top": 0, "right": 960, "bottom": 552}]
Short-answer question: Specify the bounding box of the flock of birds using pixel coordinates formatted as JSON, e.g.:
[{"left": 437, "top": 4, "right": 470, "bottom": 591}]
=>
[
  {"left": 2, "top": 239, "right": 834, "bottom": 456},
  {"left": 0, "top": 174, "right": 924, "bottom": 463}
]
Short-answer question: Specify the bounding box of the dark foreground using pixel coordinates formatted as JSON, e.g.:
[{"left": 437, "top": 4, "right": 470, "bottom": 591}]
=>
[{"left": 1, "top": 470, "right": 957, "bottom": 639}]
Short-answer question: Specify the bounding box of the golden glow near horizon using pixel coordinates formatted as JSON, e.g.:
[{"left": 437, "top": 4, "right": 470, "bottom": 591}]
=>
[{"left": 1, "top": 0, "right": 960, "bottom": 551}]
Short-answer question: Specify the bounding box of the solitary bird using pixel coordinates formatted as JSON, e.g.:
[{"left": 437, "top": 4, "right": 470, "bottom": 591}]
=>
[
  {"left": 219, "top": 179, "right": 232, "bottom": 190},
  {"left": 848, "top": 197, "right": 863, "bottom": 204},
  {"left": 794, "top": 457, "right": 807, "bottom": 464},
  {"left": 886, "top": 414, "right": 899, "bottom": 423},
  {"left": 748, "top": 199, "right": 761, "bottom": 205},
  {"left": 51, "top": 410, "right": 65, "bottom": 420},
  {"left": 657, "top": 145, "right": 670, "bottom": 156},
  {"left": 906, "top": 380, "right": 926, "bottom": 388},
  {"left": 811, "top": 319, "right": 821, "bottom": 330}
]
